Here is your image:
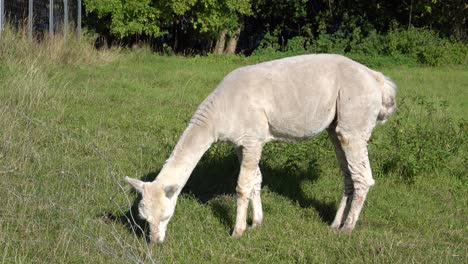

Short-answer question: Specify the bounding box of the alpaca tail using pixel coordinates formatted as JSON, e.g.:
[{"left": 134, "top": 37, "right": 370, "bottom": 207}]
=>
[{"left": 369, "top": 69, "right": 397, "bottom": 123}]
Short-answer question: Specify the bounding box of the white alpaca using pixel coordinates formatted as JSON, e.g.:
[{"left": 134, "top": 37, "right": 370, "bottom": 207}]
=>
[{"left": 126, "top": 54, "right": 397, "bottom": 243}]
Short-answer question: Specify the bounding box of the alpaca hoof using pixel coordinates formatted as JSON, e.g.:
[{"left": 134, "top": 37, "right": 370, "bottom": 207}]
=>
[
  {"left": 232, "top": 228, "right": 244, "bottom": 239},
  {"left": 329, "top": 223, "right": 341, "bottom": 230},
  {"left": 250, "top": 223, "right": 261, "bottom": 229},
  {"left": 251, "top": 220, "right": 262, "bottom": 229},
  {"left": 339, "top": 226, "right": 354, "bottom": 234}
]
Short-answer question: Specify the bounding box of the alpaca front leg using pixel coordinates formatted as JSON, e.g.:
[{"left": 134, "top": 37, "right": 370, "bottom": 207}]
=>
[
  {"left": 232, "top": 171, "right": 258, "bottom": 238},
  {"left": 250, "top": 168, "right": 263, "bottom": 228},
  {"left": 232, "top": 188, "right": 250, "bottom": 238},
  {"left": 232, "top": 144, "right": 262, "bottom": 239}
]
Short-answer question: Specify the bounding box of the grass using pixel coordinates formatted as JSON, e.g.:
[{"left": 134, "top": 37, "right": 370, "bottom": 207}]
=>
[{"left": 0, "top": 34, "right": 467, "bottom": 263}]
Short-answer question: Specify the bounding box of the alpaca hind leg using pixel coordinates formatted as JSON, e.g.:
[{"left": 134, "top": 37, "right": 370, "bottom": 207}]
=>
[
  {"left": 331, "top": 179, "right": 353, "bottom": 229},
  {"left": 331, "top": 78, "right": 380, "bottom": 232},
  {"left": 336, "top": 129, "right": 375, "bottom": 233},
  {"left": 328, "top": 128, "right": 354, "bottom": 229},
  {"left": 232, "top": 144, "right": 262, "bottom": 238},
  {"left": 341, "top": 153, "right": 373, "bottom": 233}
]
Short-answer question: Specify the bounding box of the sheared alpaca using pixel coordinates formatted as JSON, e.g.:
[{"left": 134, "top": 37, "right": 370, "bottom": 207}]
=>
[{"left": 126, "top": 54, "right": 397, "bottom": 243}]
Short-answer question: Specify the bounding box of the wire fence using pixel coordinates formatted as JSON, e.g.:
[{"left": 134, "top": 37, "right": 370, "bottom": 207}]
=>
[{"left": 0, "top": 0, "right": 82, "bottom": 39}]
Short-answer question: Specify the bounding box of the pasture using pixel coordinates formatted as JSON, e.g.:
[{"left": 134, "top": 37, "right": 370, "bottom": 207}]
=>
[{"left": 0, "top": 47, "right": 466, "bottom": 263}]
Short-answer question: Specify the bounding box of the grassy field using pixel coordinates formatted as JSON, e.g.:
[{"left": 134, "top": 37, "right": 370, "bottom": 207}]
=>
[{"left": 0, "top": 37, "right": 467, "bottom": 263}]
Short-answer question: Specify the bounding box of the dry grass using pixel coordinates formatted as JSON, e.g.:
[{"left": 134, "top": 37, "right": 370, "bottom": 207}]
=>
[
  {"left": 0, "top": 24, "right": 116, "bottom": 66},
  {"left": 0, "top": 24, "right": 118, "bottom": 182}
]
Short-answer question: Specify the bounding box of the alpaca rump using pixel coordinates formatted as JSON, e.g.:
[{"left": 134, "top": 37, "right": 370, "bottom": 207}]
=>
[{"left": 126, "top": 54, "right": 397, "bottom": 242}]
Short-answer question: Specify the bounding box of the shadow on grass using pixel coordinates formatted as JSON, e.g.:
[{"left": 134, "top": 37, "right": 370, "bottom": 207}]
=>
[
  {"left": 103, "top": 147, "right": 337, "bottom": 237},
  {"left": 101, "top": 191, "right": 151, "bottom": 241}
]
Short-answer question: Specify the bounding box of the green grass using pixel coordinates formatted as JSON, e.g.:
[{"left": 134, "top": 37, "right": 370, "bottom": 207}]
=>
[{"left": 0, "top": 43, "right": 467, "bottom": 263}]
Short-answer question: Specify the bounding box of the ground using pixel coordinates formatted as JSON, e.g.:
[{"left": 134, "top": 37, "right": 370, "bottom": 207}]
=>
[{"left": 0, "top": 52, "right": 466, "bottom": 263}]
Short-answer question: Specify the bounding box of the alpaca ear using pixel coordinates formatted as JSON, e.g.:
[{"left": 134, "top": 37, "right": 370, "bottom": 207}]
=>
[
  {"left": 125, "top": 176, "right": 145, "bottom": 193},
  {"left": 164, "top": 185, "right": 178, "bottom": 199}
]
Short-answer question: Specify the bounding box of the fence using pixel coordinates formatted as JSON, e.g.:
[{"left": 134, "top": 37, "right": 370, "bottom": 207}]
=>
[{"left": 0, "top": 0, "right": 82, "bottom": 39}]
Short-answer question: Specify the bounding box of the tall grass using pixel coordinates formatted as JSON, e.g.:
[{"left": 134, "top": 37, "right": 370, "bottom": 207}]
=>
[
  {"left": 0, "top": 24, "right": 116, "bottom": 168},
  {"left": 0, "top": 27, "right": 140, "bottom": 262},
  {"left": 0, "top": 24, "right": 116, "bottom": 65}
]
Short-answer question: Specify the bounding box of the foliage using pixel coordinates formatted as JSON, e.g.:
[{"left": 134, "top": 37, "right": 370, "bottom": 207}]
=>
[
  {"left": 372, "top": 96, "right": 467, "bottom": 184},
  {"left": 254, "top": 25, "right": 467, "bottom": 67},
  {"left": 82, "top": 0, "right": 467, "bottom": 56},
  {"left": 247, "top": 1, "right": 467, "bottom": 66},
  {"left": 84, "top": 0, "right": 164, "bottom": 37},
  {"left": 252, "top": 32, "right": 280, "bottom": 55},
  {"left": 383, "top": 27, "right": 467, "bottom": 66},
  {"left": 192, "top": 0, "right": 252, "bottom": 34},
  {"left": 285, "top": 36, "right": 309, "bottom": 52},
  {"left": 84, "top": 0, "right": 251, "bottom": 53}
]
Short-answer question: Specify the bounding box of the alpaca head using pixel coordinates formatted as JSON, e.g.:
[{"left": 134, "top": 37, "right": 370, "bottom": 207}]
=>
[{"left": 125, "top": 176, "right": 179, "bottom": 243}]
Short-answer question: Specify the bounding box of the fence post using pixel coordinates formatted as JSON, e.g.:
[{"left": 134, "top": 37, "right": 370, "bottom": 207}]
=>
[
  {"left": 49, "top": 0, "right": 54, "bottom": 35},
  {"left": 0, "top": 0, "right": 4, "bottom": 37},
  {"left": 77, "top": 0, "right": 81, "bottom": 40},
  {"left": 28, "top": 0, "right": 33, "bottom": 40},
  {"left": 63, "top": 0, "right": 68, "bottom": 38}
]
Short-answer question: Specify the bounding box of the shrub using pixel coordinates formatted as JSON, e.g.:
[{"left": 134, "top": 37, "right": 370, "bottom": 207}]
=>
[
  {"left": 253, "top": 24, "right": 467, "bottom": 67},
  {"left": 371, "top": 95, "right": 467, "bottom": 184},
  {"left": 253, "top": 32, "right": 281, "bottom": 56},
  {"left": 417, "top": 40, "right": 468, "bottom": 66},
  {"left": 382, "top": 27, "right": 467, "bottom": 66},
  {"left": 349, "top": 29, "right": 384, "bottom": 55},
  {"left": 285, "top": 36, "right": 308, "bottom": 53}
]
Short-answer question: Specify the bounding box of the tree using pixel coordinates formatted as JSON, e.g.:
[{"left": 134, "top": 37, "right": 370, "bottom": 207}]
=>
[
  {"left": 84, "top": 0, "right": 252, "bottom": 53},
  {"left": 83, "top": 0, "right": 466, "bottom": 53},
  {"left": 191, "top": 0, "right": 252, "bottom": 54},
  {"left": 84, "top": 0, "right": 164, "bottom": 38}
]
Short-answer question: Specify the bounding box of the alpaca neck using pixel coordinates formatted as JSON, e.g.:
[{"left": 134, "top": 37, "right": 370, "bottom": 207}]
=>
[{"left": 156, "top": 123, "right": 215, "bottom": 188}]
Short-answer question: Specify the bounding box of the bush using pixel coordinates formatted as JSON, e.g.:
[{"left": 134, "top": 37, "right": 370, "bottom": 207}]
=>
[
  {"left": 371, "top": 95, "right": 467, "bottom": 184},
  {"left": 349, "top": 29, "right": 384, "bottom": 55},
  {"left": 252, "top": 25, "right": 467, "bottom": 67},
  {"left": 417, "top": 40, "right": 468, "bottom": 66},
  {"left": 252, "top": 32, "right": 281, "bottom": 56},
  {"left": 285, "top": 36, "right": 308, "bottom": 53},
  {"left": 370, "top": 26, "right": 467, "bottom": 66}
]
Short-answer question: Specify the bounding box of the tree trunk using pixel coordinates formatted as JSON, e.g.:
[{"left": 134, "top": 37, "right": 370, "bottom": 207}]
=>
[
  {"left": 408, "top": 0, "right": 413, "bottom": 29},
  {"left": 173, "top": 18, "right": 179, "bottom": 52},
  {"left": 213, "top": 29, "right": 228, "bottom": 54},
  {"left": 224, "top": 27, "right": 241, "bottom": 54}
]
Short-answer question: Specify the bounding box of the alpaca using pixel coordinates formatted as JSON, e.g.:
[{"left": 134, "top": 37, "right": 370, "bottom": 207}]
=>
[{"left": 125, "top": 54, "right": 397, "bottom": 243}]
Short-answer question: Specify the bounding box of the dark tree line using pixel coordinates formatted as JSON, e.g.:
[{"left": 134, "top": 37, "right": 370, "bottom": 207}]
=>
[{"left": 84, "top": 0, "right": 467, "bottom": 54}]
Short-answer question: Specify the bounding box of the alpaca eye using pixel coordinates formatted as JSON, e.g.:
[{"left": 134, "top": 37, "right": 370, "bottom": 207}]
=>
[{"left": 138, "top": 203, "right": 147, "bottom": 219}]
